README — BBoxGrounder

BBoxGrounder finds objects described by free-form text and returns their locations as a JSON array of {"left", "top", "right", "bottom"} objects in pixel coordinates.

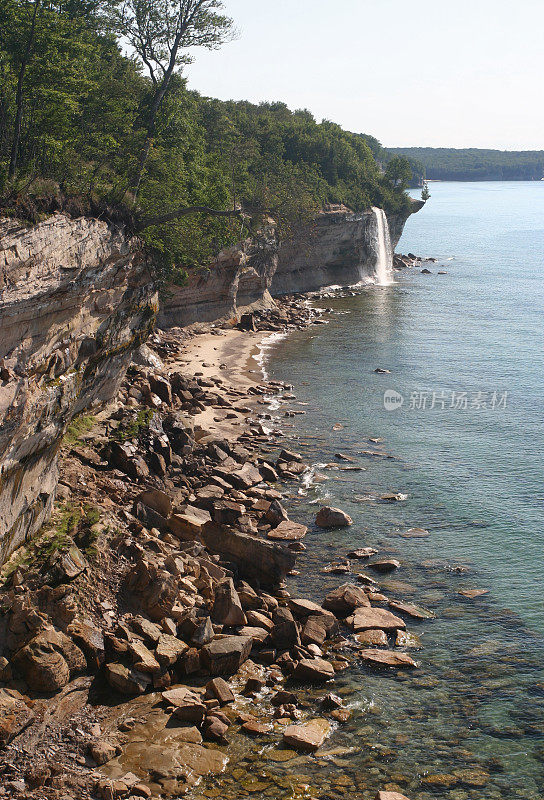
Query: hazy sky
[{"left": 186, "top": 0, "right": 544, "bottom": 150}]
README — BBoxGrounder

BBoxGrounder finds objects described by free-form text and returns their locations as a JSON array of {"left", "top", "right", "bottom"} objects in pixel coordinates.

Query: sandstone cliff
[
  {"left": 272, "top": 199, "right": 423, "bottom": 295},
  {"left": 0, "top": 214, "right": 157, "bottom": 563},
  {"left": 159, "top": 219, "right": 278, "bottom": 328}
]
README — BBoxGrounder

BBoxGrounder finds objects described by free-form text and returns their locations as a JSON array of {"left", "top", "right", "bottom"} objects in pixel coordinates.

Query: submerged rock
[
  {"left": 315, "top": 506, "right": 353, "bottom": 528},
  {"left": 282, "top": 717, "right": 331, "bottom": 752},
  {"left": 358, "top": 649, "right": 417, "bottom": 668}
]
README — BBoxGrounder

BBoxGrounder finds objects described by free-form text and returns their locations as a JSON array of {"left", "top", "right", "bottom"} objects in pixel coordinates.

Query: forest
[
  {"left": 389, "top": 147, "right": 544, "bottom": 182},
  {"left": 0, "top": 0, "right": 412, "bottom": 274}
]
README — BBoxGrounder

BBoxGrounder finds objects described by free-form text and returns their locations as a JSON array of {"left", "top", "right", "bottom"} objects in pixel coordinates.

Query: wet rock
[
  {"left": 301, "top": 614, "right": 339, "bottom": 646},
  {"left": 106, "top": 663, "right": 151, "bottom": 694},
  {"left": 201, "top": 635, "right": 252, "bottom": 675},
  {"left": 89, "top": 740, "right": 119, "bottom": 765},
  {"left": 459, "top": 588, "right": 489, "bottom": 599},
  {"left": 205, "top": 677, "right": 235, "bottom": 705},
  {"left": 172, "top": 699, "right": 207, "bottom": 724},
  {"left": 211, "top": 578, "right": 246, "bottom": 626},
  {"left": 0, "top": 689, "right": 34, "bottom": 747},
  {"left": 283, "top": 717, "right": 331, "bottom": 752},
  {"left": 323, "top": 583, "right": 370, "bottom": 615},
  {"left": 267, "top": 520, "right": 308, "bottom": 540},
  {"left": 348, "top": 547, "right": 378, "bottom": 559},
  {"left": 370, "top": 559, "right": 401, "bottom": 573},
  {"left": 292, "top": 657, "right": 335, "bottom": 682},
  {"left": 315, "top": 506, "right": 353, "bottom": 528},
  {"left": 358, "top": 649, "right": 417, "bottom": 668},
  {"left": 322, "top": 692, "right": 343, "bottom": 710},
  {"left": 388, "top": 600, "right": 434, "bottom": 619},
  {"left": 242, "top": 720, "right": 272, "bottom": 735},
  {"left": 349, "top": 607, "right": 406, "bottom": 632},
  {"left": 375, "top": 793, "right": 412, "bottom": 800},
  {"left": 203, "top": 715, "right": 229, "bottom": 742},
  {"left": 356, "top": 630, "right": 388, "bottom": 646}
]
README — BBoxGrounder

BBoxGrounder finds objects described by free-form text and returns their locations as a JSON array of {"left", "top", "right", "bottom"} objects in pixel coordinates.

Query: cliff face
[
  {"left": 0, "top": 214, "right": 157, "bottom": 563},
  {"left": 272, "top": 200, "right": 423, "bottom": 296},
  {"left": 159, "top": 220, "right": 278, "bottom": 328}
]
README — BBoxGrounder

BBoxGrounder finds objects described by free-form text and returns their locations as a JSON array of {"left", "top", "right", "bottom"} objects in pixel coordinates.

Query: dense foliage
[
  {"left": 0, "top": 0, "right": 411, "bottom": 272},
  {"left": 389, "top": 147, "right": 544, "bottom": 182}
]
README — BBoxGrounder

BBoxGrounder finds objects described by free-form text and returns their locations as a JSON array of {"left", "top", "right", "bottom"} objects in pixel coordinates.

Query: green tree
[
  {"left": 384, "top": 155, "right": 412, "bottom": 190},
  {"left": 113, "top": 0, "right": 233, "bottom": 196},
  {"left": 421, "top": 181, "right": 430, "bottom": 201}
]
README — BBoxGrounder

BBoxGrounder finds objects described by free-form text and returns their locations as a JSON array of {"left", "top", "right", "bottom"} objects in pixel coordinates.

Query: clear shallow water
[{"left": 257, "top": 182, "right": 544, "bottom": 798}]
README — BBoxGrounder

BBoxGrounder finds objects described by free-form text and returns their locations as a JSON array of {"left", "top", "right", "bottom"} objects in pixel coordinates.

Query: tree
[
  {"left": 384, "top": 155, "right": 412, "bottom": 191},
  {"left": 421, "top": 181, "right": 430, "bottom": 201},
  {"left": 113, "top": 0, "right": 233, "bottom": 196}
]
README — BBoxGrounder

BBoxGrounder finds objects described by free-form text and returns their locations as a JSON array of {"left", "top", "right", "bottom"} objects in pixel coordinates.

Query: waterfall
[{"left": 371, "top": 206, "right": 394, "bottom": 285}]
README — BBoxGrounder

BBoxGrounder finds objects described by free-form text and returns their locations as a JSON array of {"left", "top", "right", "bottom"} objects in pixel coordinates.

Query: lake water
[{"left": 257, "top": 182, "right": 544, "bottom": 799}]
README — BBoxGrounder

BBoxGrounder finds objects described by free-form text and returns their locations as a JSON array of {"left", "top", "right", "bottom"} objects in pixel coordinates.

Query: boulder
[
  {"left": 106, "top": 663, "right": 151, "bottom": 695},
  {"left": 89, "top": 740, "right": 118, "bottom": 766},
  {"left": 211, "top": 579, "right": 246, "bottom": 626},
  {"left": 0, "top": 689, "right": 34, "bottom": 747},
  {"left": 205, "top": 677, "right": 235, "bottom": 705},
  {"left": 271, "top": 607, "right": 300, "bottom": 649},
  {"left": 375, "top": 793, "right": 411, "bottom": 800},
  {"left": 128, "top": 640, "right": 161, "bottom": 674},
  {"left": 388, "top": 600, "right": 434, "bottom": 619},
  {"left": 292, "top": 658, "right": 335, "bottom": 682},
  {"left": 323, "top": 583, "right": 370, "bottom": 615},
  {"left": 358, "top": 649, "right": 417, "bottom": 668},
  {"left": 265, "top": 500, "right": 288, "bottom": 526},
  {"left": 283, "top": 718, "right": 330, "bottom": 752},
  {"left": 201, "top": 636, "right": 252, "bottom": 675},
  {"left": 202, "top": 522, "right": 296, "bottom": 584},
  {"left": 355, "top": 630, "right": 388, "bottom": 646},
  {"left": 155, "top": 634, "right": 188, "bottom": 668},
  {"left": 169, "top": 506, "right": 211, "bottom": 541},
  {"left": 315, "top": 507, "right": 352, "bottom": 528},
  {"left": 268, "top": 520, "right": 307, "bottom": 541},
  {"left": 67, "top": 620, "right": 105, "bottom": 671},
  {"left": 11, "top": 629, "right": 85, "bottom": 692},
  {"left": 301, "top": 615, "right": 338, "bottom": 646},
  {"left": 349, "top": 607, "right": 406, "bottom": 632},
  {"left": 369, "top": 559, "right": 401, "bottom": 573},
  {"left": 288, "top": 598, "right": 331, "bottom": 618},
  {"left": 136, "top": 489, "right": 172, "bottom": 519}
]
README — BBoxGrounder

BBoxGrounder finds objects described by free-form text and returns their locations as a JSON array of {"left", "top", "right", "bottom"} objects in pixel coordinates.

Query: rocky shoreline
[{"left": 0, "top": 282, "right": 435, "bottom": 800}]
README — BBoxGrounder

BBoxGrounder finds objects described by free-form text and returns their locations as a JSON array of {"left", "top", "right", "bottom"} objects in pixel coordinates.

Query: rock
[
  {"left": 201, "top": 636, "right": 252, "bottom": 675},
  {"left": 388, "top": 600, "right": 434, "bottom": 619},
  {"left": 106, "top": 663, "right": 151, "bottom": 694},
  {"left": 53, "top": 545, "right": 87, "bottom": 580},
  {"left": 203, "top": 716, "right": 229, "bottom": 741},
  {"left": 161, "top": 686, "right": 196, "bottom": 706},
  {"left": 358, "top": 649, "right": 417, "bottom": 668},
  {"left": 128, "top": 640, "right": 161, "bottom": 674},
  {"left": 292, "top": 658, "right": 335, "bottom": 682},
  {"left": 211, "top": 578, "right": 246, "bottom": 626},
  {"left": 155, "top": 634, "right": 188, "bottom": 668},
  {"left": 323, "top": 583, "right": 370, "bottom": 615},
  {"left": 348, "top": 547, "right": 378, "bottom": 559},
  {"left": 369, "top": 559, "right": 401, "bottom": 573},
  {"left": 190, "top": 617, "right": 214, "bottom": 647},
  {"left": 0, "top": 689, "right": 34, "bottom": 747},
  {"left": 172, "top": 699, "right": 206, "bottom": 724},
  {"left": 90, "top": 740, "right": 118, "bottom": 765},
  {"left": 322, "top": 693, "right": 343, "bottom": 710},
  {"left": 349, "top": 607, "right": 406, "bottom": 632},
  {"left": 267, "top": 520, "right": 307, "bottom": 540},
  {"left": 288, "top": 598, "right": 332, "bottom": 618},
  {"left": 459, "top": 588, "right": 490, "bottom": 599},
  {"left": 356, "top": 630, "right": 388, "bottom": 646},
  {"left": 283, "top": 718, "right": 331, "bottom": 752},
  {"left": 205, "top": 677, "right": 235, "bottom": 705},
  {"left": 202, "top": 522, "right": 296, "bottom": 584},
  {"left": 136, "top": 489, "right": 172, "bottom": 519},
  {"left": 301, "top": 615, "right": 338, "bottom": 646},
  {"left": 375, "top": 793, "right": 412, "bottom": 800},
  {"left": 315, "top": 506, "right": 353, "bottom": 528},
  {"left": 245, "top": 610, "right": 274, "bottom": 631},
  {"left": 242, "top": 720, "right": 272, "bottom": 735},
  {"left": 168, "top": 506, "right": 211, "bottom": 541},
  {"left": 11, "top": 628, "right": 86, "bottom": 692},
  {"left": 68, "top": 620, "right": 105, "bottom": 671},
  {"left": 395, "top": 630, "right": 422, "bottom": 648},
  {"left": 271, "top": 607, "right": 300, "bottom": 649},
  {"left": 265, "top": 499, "right": 288, "bottom": 526}
]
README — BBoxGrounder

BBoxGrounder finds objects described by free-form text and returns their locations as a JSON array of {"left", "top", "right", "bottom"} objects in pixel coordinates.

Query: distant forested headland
[{"left": 388, "top": 148, "right": 544, "bottom": 182}]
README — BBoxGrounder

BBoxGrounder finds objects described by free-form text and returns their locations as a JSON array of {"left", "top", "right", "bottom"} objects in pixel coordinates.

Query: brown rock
[
  {"left": 0, "top": 689, "right": 34, "bottom": 747},
  {"left": 205, "top": 677, "right": 235, "bottom": 705},
  {"left": 301, "top": 614, "right": 338, "bottom": 646},
  {"left": 388, "top": 600, "right": 434, "bottom": 619},
  {"left": 369, "top": 559, "right": 401, "bottom": 573},
  {"left": 90, "top": 740, "right": 118, "bottom": 765},
  {"left": 128, "top": 640, "right": 160, "bottom": 674},
  {"left": 375, "top": 793, "right": 412, "bottom": 800},
  {"left": 203, "top": 716, "right": 229, "bottom": 742},
  {"left": 271, "top": 607, "right": 300, "bottom": 649},
  {"left": 358, "top": 649, "right": 417, "bottom": 668},
  {"left": 288, "top": 598, "right": 332, "bottom": 618},
  {"left": 201, "top": 636, "right": 252, "bottom": 675},
  {"left": 292, "top": 658, "right": 335, "bottom": 682},
  {"left": 106, "top": 663, "right": 151, "bottom": 694},
  {"left": 267, "top": 520, "right": 308, "bottom": 540},
  {"left": 242, "top": 720, "right": 272, "bottom": 735},
  {"left": 323, "top": 583, "right": 370, "bottom": 615},
  {"left": 168, "top": 506, "right": 211, "bottom": 541},
  {"left": 283, "top": 718, "right": 331, "bottom": 752},
  {"left": 11, "top": 629, "right": 85, "bottom": 692},
  {"left": 315, "top": 506, "right": 352, "bottom": 528},
  {"left": 355, "top": 630, "right": 388, "bottom": 646},
  {"left": 350, "top": 607, "right": 406, "bottom": 632},
  {"left": 211, "top": 578, "right": 246, "bottom": 626},
  {"left": 155, "top": 634, "right": 188, "bottom": 668}
]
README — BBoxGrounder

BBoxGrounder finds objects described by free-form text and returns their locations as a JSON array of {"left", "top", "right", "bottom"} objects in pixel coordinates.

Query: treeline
[
  {"left": 0, "top": 0, "right": 411, "bottom": 274},
  {"left": 389, "top": 147, "right": 544, "bottom": 182}
]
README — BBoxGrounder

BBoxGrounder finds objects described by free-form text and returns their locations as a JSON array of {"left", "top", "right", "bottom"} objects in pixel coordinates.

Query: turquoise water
[{"left": 260, "top": 182, "right": 544, "bottom": 798}]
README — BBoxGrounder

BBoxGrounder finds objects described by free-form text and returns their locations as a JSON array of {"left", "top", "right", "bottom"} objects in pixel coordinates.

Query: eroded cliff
[{"left": 0, "top": 214, "right": 157, "bottom": 563}]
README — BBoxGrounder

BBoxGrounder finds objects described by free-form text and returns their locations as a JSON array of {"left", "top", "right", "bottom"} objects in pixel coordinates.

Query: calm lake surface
[{"left": 257, "top": 182, "right": 544, "bottom": 798}]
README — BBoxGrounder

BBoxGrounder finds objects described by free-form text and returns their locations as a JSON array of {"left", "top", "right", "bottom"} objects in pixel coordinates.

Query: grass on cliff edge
[{"left": 63, "top": 414, "right": 96, "bottom": 447}]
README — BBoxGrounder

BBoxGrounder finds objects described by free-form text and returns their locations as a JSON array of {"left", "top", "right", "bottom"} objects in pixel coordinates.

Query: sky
[{"left": 186, "top": 0, "right": 544, "bottom": 150}]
